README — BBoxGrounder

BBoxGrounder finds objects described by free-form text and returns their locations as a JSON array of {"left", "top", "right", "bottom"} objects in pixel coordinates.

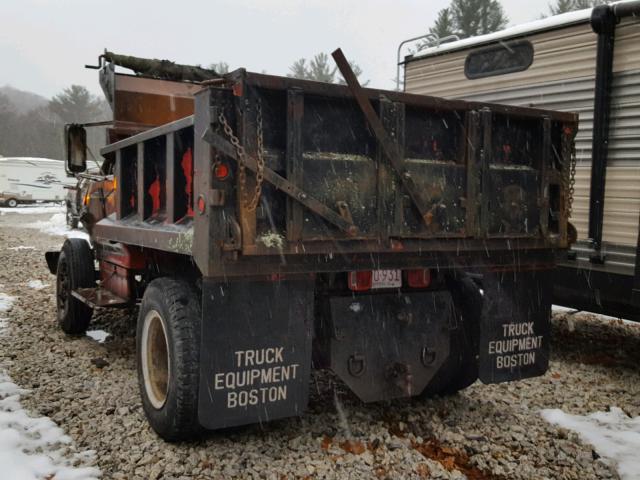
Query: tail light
[
  {"left": 348, "top": 271, "right": 372, "bottom": 292},
  {"left": 407, "top": 269, "right": 431, "bottom": 288},
  {"left": 214, "top": 162, "right": 230, "bottom": 180},
  {"left": 267, "top": 273, "right": 285, "bottom": 282}
]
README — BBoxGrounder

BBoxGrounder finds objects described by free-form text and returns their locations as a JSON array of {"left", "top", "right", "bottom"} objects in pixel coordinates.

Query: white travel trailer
[
  {"left": 0, "top": 157, "right": 73, "bottom": 207},
  {"left": 400, "top": 2, "right": 640, "bottom": 319}
]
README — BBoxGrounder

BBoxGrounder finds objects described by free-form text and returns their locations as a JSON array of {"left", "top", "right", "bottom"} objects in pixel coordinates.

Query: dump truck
[{"left": 46, "top": 49, "right": 577, "bottom": 441}]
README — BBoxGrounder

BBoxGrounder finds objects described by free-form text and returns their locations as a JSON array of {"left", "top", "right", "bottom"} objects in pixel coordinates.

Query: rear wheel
[
  {"left": 56, "top": 238, "right": 94, "bottom": 334},
  {"left": 137, "top": 277, "right": 202, "bottom": 441},
  {"left": 6, "top": 198, "right": 18, "bottom": 208}
]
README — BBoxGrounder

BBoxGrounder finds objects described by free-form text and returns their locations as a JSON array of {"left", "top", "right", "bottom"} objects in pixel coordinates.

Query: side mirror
[{"left": 66, "top": 124, "right": 87, "bottom": 173}]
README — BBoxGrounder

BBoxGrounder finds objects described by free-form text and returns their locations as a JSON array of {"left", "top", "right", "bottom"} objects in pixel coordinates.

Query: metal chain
[
  {"left": 253, "top": 102, "right": 266, "bottom": 211},
  {"left": 567, "top": 140, "right": 577, "bottom": 218},
  {"left": 217, "top": 100, "right": 265, "bottom": 211},
  {"left": 561, "top": 132, "right": 577, "bottom": 219}
]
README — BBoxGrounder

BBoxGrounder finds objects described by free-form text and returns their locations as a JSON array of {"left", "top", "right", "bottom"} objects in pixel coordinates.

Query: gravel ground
[{"left": 1, "top": 210, "right": 638, "bottom": 479}]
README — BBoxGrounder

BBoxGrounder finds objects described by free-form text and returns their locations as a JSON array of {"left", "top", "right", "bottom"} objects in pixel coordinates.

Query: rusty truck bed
[{"left": 94, "top": 59, "right": 577, "bottom": 278}]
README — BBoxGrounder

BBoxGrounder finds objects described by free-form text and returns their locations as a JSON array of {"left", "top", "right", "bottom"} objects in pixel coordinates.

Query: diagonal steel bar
[
  {"left": 202, "top": 128, "right": 358, "bottom": 236},
  {"left": 332, "top": 48, "right": 431, "bottom": 226}
]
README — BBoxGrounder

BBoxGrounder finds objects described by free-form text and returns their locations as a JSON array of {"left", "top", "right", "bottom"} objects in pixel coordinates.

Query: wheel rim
[
  {"left": 56, "top": 257, "right": 70, "bottom": 318},
  {"left": 141, "top": 310, "right": 170, "bottom": 409}
]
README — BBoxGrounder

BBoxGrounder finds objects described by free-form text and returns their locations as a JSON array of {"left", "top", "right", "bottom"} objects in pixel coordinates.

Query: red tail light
[
  {"left": 407, "top": 269, "right": 431, "bottom": 288},
  {"left": 348, "top": 271, "right": 372, "bottom": 292},
  {"left": 214, "top": 162, "right": 230, "bottom": 180}
]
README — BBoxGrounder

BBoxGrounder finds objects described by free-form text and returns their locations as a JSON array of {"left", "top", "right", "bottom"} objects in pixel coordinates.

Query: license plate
[{"left": 371, "top": 269, "right": 402, "bottom": 289}]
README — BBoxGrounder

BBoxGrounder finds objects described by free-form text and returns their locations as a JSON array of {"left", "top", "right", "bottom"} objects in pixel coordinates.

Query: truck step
[{"left": 71, "top": 287, "right": 129, "bottom": 309}]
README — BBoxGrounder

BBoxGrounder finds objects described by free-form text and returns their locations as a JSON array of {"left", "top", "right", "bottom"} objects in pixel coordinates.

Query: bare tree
[{"left": 209, "top": 62, "right": 230, "bottom": 75}]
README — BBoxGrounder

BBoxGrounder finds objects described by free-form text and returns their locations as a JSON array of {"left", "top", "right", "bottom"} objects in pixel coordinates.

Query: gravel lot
[{"left": 1, "top": 209, "right": 638, "bottom": 479}]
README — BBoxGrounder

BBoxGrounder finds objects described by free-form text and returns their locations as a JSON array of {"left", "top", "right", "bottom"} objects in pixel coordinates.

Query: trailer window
[{"left": 464, "top": 40, "right": 533, "bottom": 79}]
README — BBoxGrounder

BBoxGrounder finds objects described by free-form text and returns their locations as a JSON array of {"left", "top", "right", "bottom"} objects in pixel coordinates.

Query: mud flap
[
  {"left": 198, "top": 278, "right": 314, "bottom": 430},
  {"left": 326, "top": 291, "right": 452, "bottom": 402},
  {"left": 478, "top": 270, "right": 552, "bottom": 384}
]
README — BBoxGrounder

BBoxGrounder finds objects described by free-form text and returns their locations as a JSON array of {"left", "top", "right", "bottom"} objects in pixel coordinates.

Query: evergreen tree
[
  {"left": 427, "top": 0, "right": 508, "bottom": 41},
  {"left": 288, "top": 53, "right": 369, "bottom": 86},
  {"left": 573, "top": 0, "right": 604, "bottom": 9},
  {"left": 429, "top": 8, "right": 456, "bottom": 38},
  {"left": 49, "top": 85, "right": 105, "bottom": 124},
  {"left": 547, "top": 0, "right": 604, "bottom": 15},
  {"left": 307, "top": 53, "right": 335, "bottom": 83},
  {"left": 549, "top": 0, "right": 576, "bottom": 14},
  {"left": 288, "top": 59, "right": 309, "bottom": 80},
  {"left": 451, "top": 0, "right": 508, "bottom": 38}
]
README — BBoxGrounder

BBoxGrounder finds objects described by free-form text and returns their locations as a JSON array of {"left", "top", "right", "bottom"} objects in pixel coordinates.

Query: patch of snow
[
  {"left": 349, "top": 302, "right": 363, "bottom": 313},
  {"left": 27, "top": 280, "right": 48, "bottom": 290},
  {"left": 541, "top": 408, "right": 640, "bottom": 480},
  {"left": 0, "top": 289, "right": 100, "bottom": 479},
  {"left": 552, "top": 304, "right": 578, "bottom": 314},
  {"left": 552, "top": 305, "right": 638, "bottom": 327},
  {"left": 27, "top": 213, "right": 89, "bottom": 241},
  {"left": 0, "top": 204, "right": 65, "bottom": 215},
  {"left": 0, "top": 373, "right": 101, "bottom": 480},
  {"left": 86, "top": 330, "right": 109, "bottom": 343},
  {"left": 7, "top": 246, "right": 36, "bottom": 251},
  {"left": 0, "top": 293, "right": 14, "bottom": 313},
  {"left": 415, "top": 8, "right": 593, "bottom": 58},
  {"left": 259, "top": 232, "right": 285, "bottom": 249}
]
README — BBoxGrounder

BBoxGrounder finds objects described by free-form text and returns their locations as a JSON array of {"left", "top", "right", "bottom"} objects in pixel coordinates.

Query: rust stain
[
  {"left": 579, "top": 353, "right": 620, "bottom": 368},
  {"left": 412, "top": 439, "right": 504, "bottom": 480},
  {"left": 339, "top": 440, "right": 366, "bottom": 455},
  {"left": 415, "top": 462, "right": 431, "bottom": 478}
]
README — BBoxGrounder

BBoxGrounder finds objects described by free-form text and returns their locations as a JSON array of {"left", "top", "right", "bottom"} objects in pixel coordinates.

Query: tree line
[
  {"left": 429, "top": 0, "right": 604, "bottom": 40},
  {"left": 0, "top": 85, "right": 109, "bottom": 159}
]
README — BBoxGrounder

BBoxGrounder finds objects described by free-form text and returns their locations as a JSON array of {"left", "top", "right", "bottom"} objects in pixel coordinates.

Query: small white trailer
[{"left": 0, "top": 157, "right": 74, "bottom": 207}]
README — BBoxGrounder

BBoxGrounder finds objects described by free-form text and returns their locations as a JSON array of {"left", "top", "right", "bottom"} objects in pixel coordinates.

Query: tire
[
  {"left": 56, "top": 238, "right": 95, "bottom": 334},
  {"left": 420, "top": 276, "right": 482, "bottom": 397},
  {"left": 137, "top": 277, "right": 202, "bottom": 441},
  {"left": 6, "top": 198, "right": 18, "bottom": 208}
]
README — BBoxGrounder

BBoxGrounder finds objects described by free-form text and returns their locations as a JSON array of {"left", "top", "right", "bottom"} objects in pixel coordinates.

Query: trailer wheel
[
  {"left": 420, "top": 276, "right": 481, "bottom": 397},
  {"left": 137, "top": 278, "right": 201, "bottom": 441},
  {"left": 6, "top": 198, "right": 18, "bottom": 208},
  {"left": 56, "top": 238, "right": 95, "bottom": 334}
]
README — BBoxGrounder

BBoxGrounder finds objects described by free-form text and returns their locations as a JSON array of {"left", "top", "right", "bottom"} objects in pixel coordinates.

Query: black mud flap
[
  {"left": 478, "top": 270, "right": 552, "bottom": 384},
  {"left": 326, "top": 291, "right": 452, "bottom": 402},
  {"left": 45, "top": 251, "right": 60, "bottom": 274},
  {"left": 198, "top": 278, "right": 314, "bottom": 430}
]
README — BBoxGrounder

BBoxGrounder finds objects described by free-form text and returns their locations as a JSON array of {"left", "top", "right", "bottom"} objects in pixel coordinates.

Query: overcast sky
[{"left": 0, "top": 0, "right": 553, "bottom": 99}]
